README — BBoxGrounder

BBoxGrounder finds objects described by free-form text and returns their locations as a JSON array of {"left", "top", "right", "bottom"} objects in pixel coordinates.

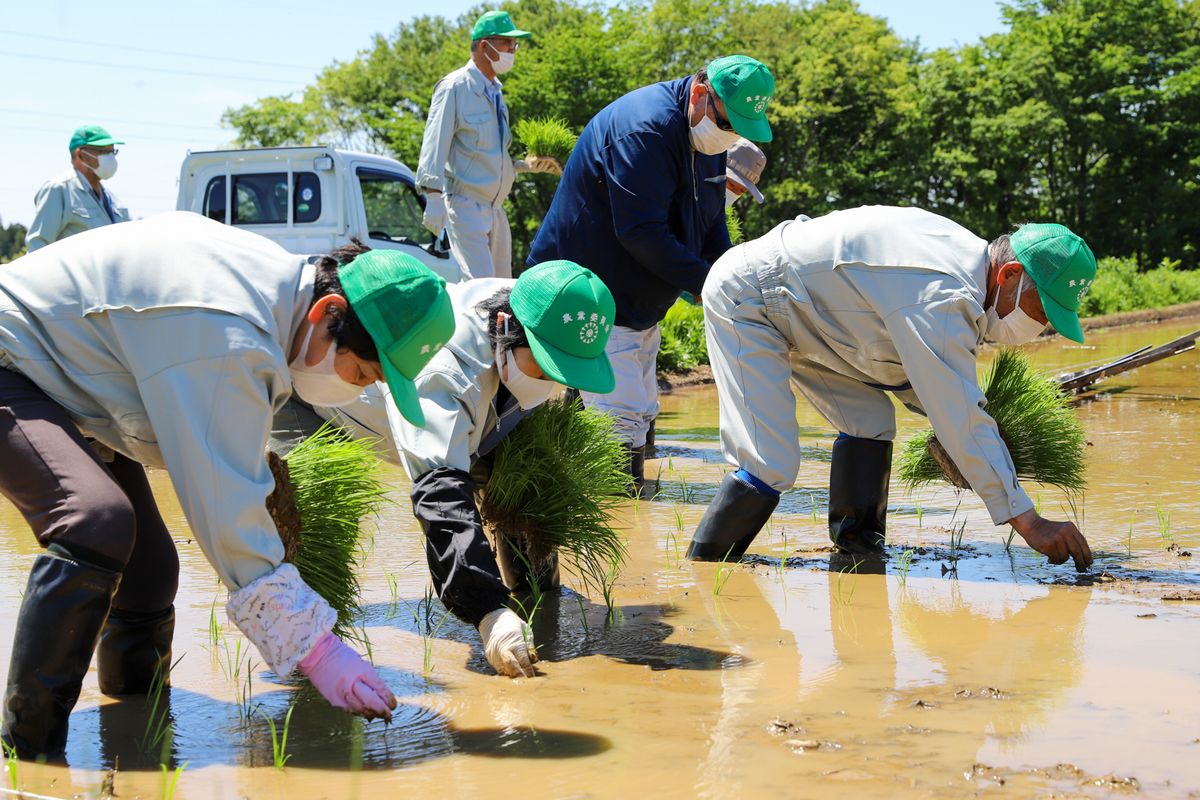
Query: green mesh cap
[
  {"left": 471, "top": 10, "right": 532, "bottom": 40},
  {"left": 510, "top": 261, "right": 616, "bottom": 393},
  {"left": 1010, "top": 223, "right": 1098, "bottom": 344},
  {"left": 707, "top": 55, "right": 775, "bottom": 142},
  {"left": 339, "top": 251, "right": 456, "bottom": 426},
  {"left": 69, "top": 124, "right": 124, "bottom": 153}
]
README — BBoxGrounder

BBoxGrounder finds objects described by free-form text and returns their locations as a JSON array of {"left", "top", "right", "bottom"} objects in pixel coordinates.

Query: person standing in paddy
[
  {"left": 0, "top": 212, "right": 455, "bottom": 760},
  {"left": 28, "top": 125, "right": 130, "bottom": 252},
  {"left": 417, "top": 10, "right": 561, "bottom": 280},
  {"left": 684, "top": 206, "right": 1097, "bottom": 571}
]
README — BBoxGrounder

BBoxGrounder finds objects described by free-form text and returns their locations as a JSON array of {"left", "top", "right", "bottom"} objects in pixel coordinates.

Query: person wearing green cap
[
  {"left": 416, "top": 10, "right": 559, "bottom": 281},
  {"left": 27, "top": 125, "right": 130, "bottom": 252},
  {"left": 528, "top": 55, "right": 774, "bottom": 493},
  {"left": 294, "top": 261, "right": 615, "bottom": 677},
  {"left": 0, "top": 211, "right": 455, "bottom": 759},
  {"left": 684, "top": 205, "right": 1097, "bottom": 573}
]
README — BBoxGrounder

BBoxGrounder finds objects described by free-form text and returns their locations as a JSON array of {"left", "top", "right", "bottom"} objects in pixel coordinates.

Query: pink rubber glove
[{"left": 299, "top": 632, "right": 397, "bottom": 720}]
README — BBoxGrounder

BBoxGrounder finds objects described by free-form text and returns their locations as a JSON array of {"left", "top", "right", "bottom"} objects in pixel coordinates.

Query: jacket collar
[{"left": 465, "top": 59, "right": 502, "bottom": 97}]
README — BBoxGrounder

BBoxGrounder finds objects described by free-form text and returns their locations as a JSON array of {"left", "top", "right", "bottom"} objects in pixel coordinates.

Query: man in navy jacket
[{"left": 528, "top": 55, "right": 774, "bottom": 492}]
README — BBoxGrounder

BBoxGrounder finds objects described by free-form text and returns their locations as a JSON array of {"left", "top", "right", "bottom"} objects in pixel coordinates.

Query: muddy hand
[
  {"left": 1010, "top": 509, "right": 1094, "bottom": 572},
  {"left": 299, "top": 632, "right": 398, "bottom": 720},
  {"left": 478, "top": 607, "right": 538, "bottom": 678}
]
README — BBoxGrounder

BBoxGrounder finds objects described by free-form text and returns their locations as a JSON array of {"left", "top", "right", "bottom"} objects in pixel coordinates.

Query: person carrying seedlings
[
  {"left": 0, "top": 211, "right": 455, "bottom": 760},
  {"left": 527, "top": 55, "right": 774, "bottom": 495},
  {"left": 417, "top": 10, "right": 561, "bottom": 281},
  {"left": 684, "top": 205, "right": 1097, "bottom": 571},
  {"left": 312, "top": 261, "right": 616, "bottom": 677}
]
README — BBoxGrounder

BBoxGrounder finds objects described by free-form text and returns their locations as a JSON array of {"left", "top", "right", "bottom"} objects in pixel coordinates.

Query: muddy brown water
[{"left": 1, "top": 321, "right": 1198, "bottom": 798}]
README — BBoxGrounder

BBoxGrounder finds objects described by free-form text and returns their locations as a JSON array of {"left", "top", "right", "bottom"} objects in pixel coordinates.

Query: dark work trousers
[{"left": 0, "top": 368, "right": 179, "bottom": 614}]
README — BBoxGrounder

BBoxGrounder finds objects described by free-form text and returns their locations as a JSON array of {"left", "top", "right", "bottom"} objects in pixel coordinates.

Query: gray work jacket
[
  {"left": 0, "top": 211, "right": 312, "bottom": 589},
  {"left": 749, "top": 205, "right": 1033, "bottom": 523},
  {"left": 318, "top": 278, "right": 515, "bottom": 476},
  {"left": 27, "top": 170, "right": 130, "bottom": 252},
  {"left": 416, "top": 61, "right": 517, "bottom": 207}
]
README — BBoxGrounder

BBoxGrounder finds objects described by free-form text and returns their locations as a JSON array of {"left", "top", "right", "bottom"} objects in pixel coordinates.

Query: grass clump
[
  {"left": 1078, "top": 256, "right": 1200, "bottom": 317},
  {"left": 513, "top": 116, "right": 577, "bottom": 163},
  {"left": 657, "top": 299, "right": 708, "bottom": 373},
  {"left": 267, "top": 423, "right": 389, "bottom": 637},
  {"left": 899, "top": 349, "right": 1087, "bottom": 493},
  {"left": 480, "top": 397, "right": 628, "bottom": 589}
]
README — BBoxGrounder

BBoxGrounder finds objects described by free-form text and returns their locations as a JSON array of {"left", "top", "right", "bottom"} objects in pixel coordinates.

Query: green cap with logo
[
  {"left": 1010, "top": 223, "right": 1097, "bottom": 344},
  {"left": 472, "top": 10, "right": 532, "bottom": 40},
  {"left": 339, "top": 251, "right": 456, "bottom": 426},
  {"left": 69, "top": 124, "right": 124, "bottom": 153},
  {"left": 707, "top": 55, "right": 775, "bottom": 143},
  {"left": 510, "top": 261, "right": 616, "bottom": 393}
]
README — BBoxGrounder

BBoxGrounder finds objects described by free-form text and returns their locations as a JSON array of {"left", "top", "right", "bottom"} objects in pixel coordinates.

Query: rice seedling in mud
[
  {"left": 266, "top": 424, "right": 390, "bottom": 637},
  {"left": 409, "top": 588, "right": 449, "bottom": 674},
  {"left": 261, "top": 704, "right": 296, "bottom": 770},
  {"left": 914, "top": 499, "right": 924, "bottom": 528},
  {"left": 712, "top": 546, "right": 739, "bottom": 597},
  {"left": 834, "top": 561, "right": 862, "bottom": 606},
  {"left": 480, "top": 398, "right": 629, "bottom": 593},
  {"left": 1156, "top": 503, "right": 1174, "bottom": 546},
  {"left": 948, "top": 522, "right": 967, "bottom": 570},
  {"left": 1127, "top": 511, "right": 1136, "bottom": 556},
  {"left": 899, "top": 349, "right": 1087, "bottom": 493},
  {"left": 512, "top": 116, "right": 577, "bottom": 164},
  {"left": 159, "top": 760, "right": 187, "bottom": 800},
  {"left": 2, "top": 738, "right": 19, "bottom": 791},
  {"left": 141, "top": 654, "right": 184, "bottom": 754},
  {"left": 600, "top": 550, "right": 622, "bottom": 625},
  {"left": 896, "top": 548, "right": 916, "bottom": 588},
  {"left": 576, "top": 595, "right": 590, "bottom": 634}
]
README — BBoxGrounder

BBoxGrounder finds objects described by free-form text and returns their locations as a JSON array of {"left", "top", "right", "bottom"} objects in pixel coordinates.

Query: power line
[
  {"left": 9, "top": 124, "right": 230, "bottom": 145},
  {"left": 0, "top": 108, "right": 227, "bottom": 133},
  {"left": 0, "top": 50, "right": 307, "bottom": 87},
  {"left": 0, "top": 29, "right": 317, "bottom": 71}
]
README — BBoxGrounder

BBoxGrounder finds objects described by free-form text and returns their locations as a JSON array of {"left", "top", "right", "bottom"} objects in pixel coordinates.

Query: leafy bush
[
  {"left": 1078, "top": 256, "right": 1200, "bottom": 317},
  {"left": 657, "top": 299, "right": 707, "bottom": 373},
  {"left": 512, "top": 116, "right": 578, "bottom": 163}
]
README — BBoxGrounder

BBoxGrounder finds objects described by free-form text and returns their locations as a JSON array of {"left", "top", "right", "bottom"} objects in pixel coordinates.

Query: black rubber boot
[
  {"left": 623, "top": 444, "right": 652, "bottom": 499},
  {"left": 2, "top": 551, "right": 120, "bottom": 760},
  {"left": 828, "top": 435, "right": 893, "bottom": 556},
  {"left": 644, "top": 418, "right": 657, "bottom": 459},
  {"left": 685, "top": 473, "right": 779, "bottom": 561},
  {"left": 97, "top": 605, "right": 175, "bottom": 696}
]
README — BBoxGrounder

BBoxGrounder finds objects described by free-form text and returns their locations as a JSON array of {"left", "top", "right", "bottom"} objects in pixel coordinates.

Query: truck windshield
[
  {"left": 204, "top": 172, "right": 321, "bottom": 225},
  {"left": 357, "top": 168, "right": 426, "bottom": 244}
]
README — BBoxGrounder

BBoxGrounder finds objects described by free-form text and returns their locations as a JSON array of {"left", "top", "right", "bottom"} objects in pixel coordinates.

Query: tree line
[{"left": 223, "top": 0, "right": 1200, "bottom": 270}]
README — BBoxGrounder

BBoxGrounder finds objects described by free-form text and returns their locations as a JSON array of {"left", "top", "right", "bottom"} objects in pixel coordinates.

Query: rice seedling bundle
[
  {"left": 512, "top": 116, "right": 578, "bottom": 164},
  {"left": 479, "top": 397, "right": 628, "bottom": 589},
  {"left": 898, "top": 349, "right": 1087, "bottom": 493},
  {"left": 265, "top": 424, "right": 388, "bottom": 636}
]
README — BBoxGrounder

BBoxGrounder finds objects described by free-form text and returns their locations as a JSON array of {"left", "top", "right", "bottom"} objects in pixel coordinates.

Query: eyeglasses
[
  {"left": 707, "top": 90, "right": 735, "bottom": 132},
  {"left": 485, "top": 38, "right": 520, "bottom": 53},
  {"left": 82, "top": 147, "right": 119, "bottom": 156}
]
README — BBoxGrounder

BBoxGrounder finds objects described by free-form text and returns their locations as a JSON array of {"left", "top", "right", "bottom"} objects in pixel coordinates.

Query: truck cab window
[
  {"left": 203, "top": 172, "right": 321, "bottom": 225},
  {"left": 357, "top": 168, "right": 425, "bottom": 244}
]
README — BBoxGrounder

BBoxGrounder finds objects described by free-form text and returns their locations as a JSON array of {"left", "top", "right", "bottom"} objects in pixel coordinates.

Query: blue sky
[{"left": 0, "top": 0, "right": 1004, "bottom": 228}]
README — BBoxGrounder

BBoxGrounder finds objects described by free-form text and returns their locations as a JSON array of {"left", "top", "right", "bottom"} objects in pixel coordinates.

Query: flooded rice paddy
[{"left": 1, "top": 320, "right": 1198, "bottom": 798}]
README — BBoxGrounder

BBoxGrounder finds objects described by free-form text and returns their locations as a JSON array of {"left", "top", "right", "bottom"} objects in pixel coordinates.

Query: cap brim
[
  {"left": 524, "top": 328, "right": 615, "bottom": 394},
  {"left": 724, "top": 108, "right": 772, "bottom": 143},
  {"left": 88, "top": 137, "right": 124, "bottom": 146},
  {"left": 381, "top": 358, "right": 426, "bottom": 427},
  {"left": 495, "top": 27, "right": 532, "bottom": 38},
  {"left": 728, "top": 172, "right": 764, "bottom": 203},
  {"left": 1036, "top": 285, "right": 1085, "bottom": 343}
]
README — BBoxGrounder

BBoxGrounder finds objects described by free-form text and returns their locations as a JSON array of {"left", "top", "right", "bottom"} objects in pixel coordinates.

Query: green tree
[{"left": 0, "top": 219, "right": 26, "bottom": 264}]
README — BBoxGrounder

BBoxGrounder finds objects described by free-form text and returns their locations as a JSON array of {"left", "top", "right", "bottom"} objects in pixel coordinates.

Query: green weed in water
[{"left": 261, "top": 703, "right": 295, "bottom": 770}]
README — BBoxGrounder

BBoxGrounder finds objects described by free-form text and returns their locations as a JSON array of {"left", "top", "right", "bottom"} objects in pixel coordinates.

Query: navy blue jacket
[{"left": 527, "top": 77, "right": 732, "bottom": 330}]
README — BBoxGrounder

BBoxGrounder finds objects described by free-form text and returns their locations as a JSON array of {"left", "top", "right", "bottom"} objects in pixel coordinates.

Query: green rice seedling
[
  {"left": 238, "top": 658, "right": 257, "bottom": 720},
  {"left": 834, "top": 561, "right": 862, "bottom": 606},
  {"left": 481, "top": 398, "right": 628, "bottom": 593},
  {"left": 899, "top": 349, "right": 1087, "bottom": 493},
  {"left": 914, "top": 499, "right": 924, "bottom": 528},
  {"left": 409, "top": 588, "right": 449, "bottom": 674},
  {"left": 268, "top": 424, "right": 390, "bottom": 637},
  {"left": 2, "top": 738, "right": 19, "bottom": 791},
  {"left": 159, "top": 760, "right": 187, "bottom": 800},
  {"left": 261, "top": 704, "right": 295, "bottom": 770},
  {"left": 352, "top": 624, "right": 374, "bottom": 666},
  {"left": 575, "top": 595, "right": 589, "bottom": 634},
  {"left": 507, "top": 547, "right": 545, "bottom": 650},
  {"left": 949, "top": 521, "right": 966, "bottom": 567},
  {"left": 1155, "top": 503, "right": 1173, "bottom": 546},
  {"left": 809, "top": 492, "right": 819, "bottom": 524},
  {"left": 657, "top": 301, "right": 707, "bottom": 373},
  {"left": 712, "top": 545, "right": 738, "bottom": 596},
  {"left": 1004, "top": 527, "right": 1017, "bottom": 553},
  {"left": 725, "top": 206, "right": 744, "bottom": 245},
  {"left": 1127, "top": 511, "right": 1136, "bottom": 556},
  {"left": 141, "top": 654, "right": 183, "bottom": 753},
  {"left": 512, "top": 116, "right": 577, "bottom": 164},
  {"left": 600, "top": 551, "right": 622, "bottom": 625},
  {"left": 896, "top": 548, "right": 916, "bottom": 588},
  {"left": 386, "top": 572, "right": 400, "bottom": 615}
]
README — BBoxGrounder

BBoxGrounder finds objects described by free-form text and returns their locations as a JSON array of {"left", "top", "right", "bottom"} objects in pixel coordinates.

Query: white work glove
[
  {"left": 513, "top": 156, "right": 563, "bottom": 176},
  {"left": 478, "top": 608, "right": 538, "bottom": 678},
  {"left": 422, "top": 191, "right": 446, "bottom": 235}
]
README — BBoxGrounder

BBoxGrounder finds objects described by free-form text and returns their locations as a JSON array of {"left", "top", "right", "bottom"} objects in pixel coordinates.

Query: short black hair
[
  {"left": 475, "top": 288, "right": 528, "bottom": 354},
  {"left": 312, "top": 240, "right": 379, "bottom": 361}
]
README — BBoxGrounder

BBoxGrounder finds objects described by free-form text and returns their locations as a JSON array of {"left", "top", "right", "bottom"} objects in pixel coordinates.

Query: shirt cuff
[{"left": 982, "top": 486, "right": 1035, "bottom": 526}]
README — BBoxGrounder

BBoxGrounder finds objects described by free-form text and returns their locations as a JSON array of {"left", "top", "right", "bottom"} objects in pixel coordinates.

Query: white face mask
[
  {"left": 496, "top": 346, "right": 558, "bottom": 409},
  {"left": 486, "top": 42, "right": 515, "bottom": 74},
  {"left": 689, "top": 94, "right": 741, "bottom": 156},
  {"left": 289, "top": 324, "right": 364, "bottom": 407},
  {"left": 91, "top": 153, "right": 118, "bottom": 180},
  {"left": 726, "top": 188, "right": 742, "bottom": 209},
  {"left": 984, "top": 272, "right": 1046, "bottom": 345}
]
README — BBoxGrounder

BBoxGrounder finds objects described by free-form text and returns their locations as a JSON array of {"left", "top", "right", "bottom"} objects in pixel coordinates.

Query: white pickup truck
[{"left": 176, "top": 146, "right": 462, "bottom": 282}]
